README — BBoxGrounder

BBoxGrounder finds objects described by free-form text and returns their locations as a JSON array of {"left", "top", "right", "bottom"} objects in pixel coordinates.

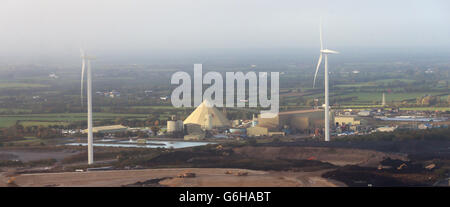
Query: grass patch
[
  {"left": 0, "top": 113, "right": 149, "bottom": 128},
  {"left": 0, "top": 82, "right": 49, "bottom": 89},
  {"left": 399, "top": 107, "right": 450, "bottom": 112},
  {"left": 336, "top": 92, "right": 445, "bottom": 104},
  {"left": 19, "top": 121, "right": 69, "bottom": 127}
]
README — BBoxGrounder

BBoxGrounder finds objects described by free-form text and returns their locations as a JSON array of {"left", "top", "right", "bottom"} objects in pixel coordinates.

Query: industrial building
[
  {"left": 180, "top": 102, "right": 331, "bottom": 138},
  {"left": 334, "top": 116, "right": 361, "bottom": 126},
  {"left": 184, "top": 124, "right": 206, "bottom": 140},
  {"left": 246, "top": 126, "right": 269, "bottom": 137},
  {"left": 376, "top": 126, "right": 397, "bottom": 132},
  {"left": 82, "top": 125, "right": 128, "bottom": 134},
  {"left": 256, "top": 109, "right": 325, "bottom": 134},
  {"left": 167, "top": 120, "right": 184, "bottom": 134}
]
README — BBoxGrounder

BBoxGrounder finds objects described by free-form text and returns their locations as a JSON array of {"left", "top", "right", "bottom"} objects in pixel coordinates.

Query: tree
[
  {"left": 421, "top": 95, "right": 437, "bottom": 106},
  {"left": 137, "top": 131, "right": 149, "bottom": 138},
  {"left": 150, "top": 126, "right": 160, "bottom": 136}
]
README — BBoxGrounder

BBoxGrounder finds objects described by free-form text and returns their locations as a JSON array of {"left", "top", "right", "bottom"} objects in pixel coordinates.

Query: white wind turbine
[
  {"left": 80, "top": 49, "right": 95, "bottom": 164},
  {"left": 312, "top": 22, "right": 339, "bottom": 142}
]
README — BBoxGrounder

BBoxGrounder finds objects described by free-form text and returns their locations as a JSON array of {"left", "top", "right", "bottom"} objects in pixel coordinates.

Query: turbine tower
[
  {"left": 80, "top": 49, "right": 95, "bottom": 164},
  {"left": 312, "top": 22, "right": 339, "bottom": 142}
]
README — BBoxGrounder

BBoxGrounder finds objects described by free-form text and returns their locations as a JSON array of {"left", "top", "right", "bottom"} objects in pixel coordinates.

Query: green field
[
  {"left": 300, "top": 91, "right": 446, "bottom": 104},
  {"left": 10, "top": 137, "right": 45, "bottom": 145},
  {"left": 399, "top": 107, "right": 450, "bottom": 112},
  {"left": 18, "top": 121, "right": 70, "bottom": 127},
  {"left": 0, "top": 108, "right": 33, "bottom": 113},
  {"left": 335, "top": 79, "right": 415, "bottom": 88},
  {"left": 374, "top": 78, "right": 415, "bottom": 84},
  {"left": 335, "top": 92, "right": 445, "bottom": 104},
  {"left": 0, "top": 82, "right": 49, "bottom": 89},
  {"left": 336, "top": 105, "right": 450, "bottom": 111},
  {"left": 0, "top": 113, "right": 149, "bottom": 128}
]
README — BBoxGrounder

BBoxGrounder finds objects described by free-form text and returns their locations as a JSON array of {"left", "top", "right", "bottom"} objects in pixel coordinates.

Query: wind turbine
[
  {"left": 312, "top": 22, "right": 339, "bottom": 142},
  {"left": 80, "top": 49, "right": 95, "bottom": 164}
]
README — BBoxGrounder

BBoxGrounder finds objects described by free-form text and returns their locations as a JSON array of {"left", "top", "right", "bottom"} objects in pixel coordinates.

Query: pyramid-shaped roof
[{"left": 183, "top": 100, "right": 231, "bottom": 128}]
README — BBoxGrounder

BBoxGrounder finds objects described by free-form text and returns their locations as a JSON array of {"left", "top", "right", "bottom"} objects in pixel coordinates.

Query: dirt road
[{"left": 11, "top": 168, "right": 344, "bottom": 187}]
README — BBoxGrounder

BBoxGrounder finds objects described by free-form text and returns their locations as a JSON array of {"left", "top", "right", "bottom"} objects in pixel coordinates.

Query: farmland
[
  {"left": 0, "top": 82, "right": 49, "bottom": 89},
  {"left": 0, "top": 113, "right": 149, "bottom": 128},
  {"left": 0, "top": 57, "right": 449, "bottom": 129}
]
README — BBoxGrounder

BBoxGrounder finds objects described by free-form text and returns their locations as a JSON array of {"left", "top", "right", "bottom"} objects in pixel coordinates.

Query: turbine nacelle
[
  {"left": 81, "top": 55, "right": 96, "bottom": 60},
  {"left": 80, "top": 48, "right": 96, "bottom": 60},
  {"left": 320, "top": 49, "right": 339, "bottom": 54}
]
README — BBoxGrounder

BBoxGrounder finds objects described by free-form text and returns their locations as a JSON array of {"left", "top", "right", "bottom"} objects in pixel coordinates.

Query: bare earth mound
[{"left": 233, "top": 146, "right": 407, "bottom": 167}]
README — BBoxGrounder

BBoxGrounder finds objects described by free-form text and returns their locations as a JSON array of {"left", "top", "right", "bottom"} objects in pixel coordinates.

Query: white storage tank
[{"left": 167, "top": 120, "right": 177, "bottom": 133}]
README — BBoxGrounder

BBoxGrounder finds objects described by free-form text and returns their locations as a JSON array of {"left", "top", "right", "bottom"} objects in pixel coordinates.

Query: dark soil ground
[
  {"left": 2, "top": 139, "right": 449, "bottom": 186},
  {"left": 261, "top": 140, "right": 450, "bottom": 160},
  {"left": 322, "top": 164, "right": 439, "bottom": 187},
  {"left": 122, "top": 177, "right": 170, "bottom": 187}
]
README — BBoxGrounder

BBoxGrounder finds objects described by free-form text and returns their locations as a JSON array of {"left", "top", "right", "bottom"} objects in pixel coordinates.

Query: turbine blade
[
  {"left": 80, "top": 49, "right": 85, "bottom": 108},
  {"left": 313, "top": 53, "right": 323, "bottom": 88}
]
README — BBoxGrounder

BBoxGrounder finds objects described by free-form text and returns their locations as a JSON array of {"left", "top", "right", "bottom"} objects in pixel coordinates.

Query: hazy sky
[{"left": 1, "top": 0, "right": 449, "bottom": 58}]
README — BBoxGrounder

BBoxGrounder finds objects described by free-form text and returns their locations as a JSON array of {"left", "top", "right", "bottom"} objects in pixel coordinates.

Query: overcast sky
[{"left": 0, "top": 0, "right": 449, "bottom": 58}]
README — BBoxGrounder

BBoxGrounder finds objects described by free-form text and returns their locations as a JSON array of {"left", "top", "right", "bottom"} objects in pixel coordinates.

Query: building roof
[
  {"left": 82, "top": 125, "right": 128, "bottom": 133},
  {"left": 183, "top": 100, "right": 231, "bottom": 128}
]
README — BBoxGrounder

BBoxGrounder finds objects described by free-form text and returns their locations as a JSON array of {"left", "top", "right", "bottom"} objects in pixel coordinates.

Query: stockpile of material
[{"left": 183, "top": 100, "right": 231, "bottom": 129}]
